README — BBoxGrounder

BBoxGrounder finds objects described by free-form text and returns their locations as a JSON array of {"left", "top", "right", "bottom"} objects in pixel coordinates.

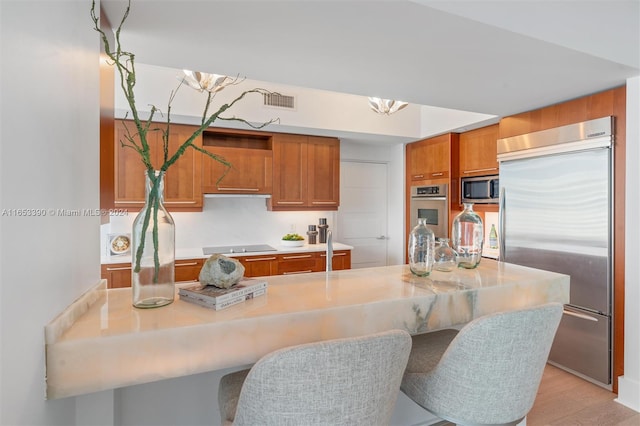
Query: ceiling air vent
[{"left": 263, "top": 92, "right": 295, "bottom": 109}]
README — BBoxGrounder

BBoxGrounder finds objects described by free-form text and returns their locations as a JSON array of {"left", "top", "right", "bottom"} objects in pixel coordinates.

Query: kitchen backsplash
[{"left": 100, "top": 197, "right": 337, "bottom": 257}]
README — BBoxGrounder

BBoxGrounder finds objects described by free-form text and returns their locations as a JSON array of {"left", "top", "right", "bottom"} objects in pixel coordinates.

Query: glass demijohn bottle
[
  {"left": 451, "top": 203, "right": 484, "bottom": 269},
  {"left": 433, "top": 238, "right": 458, "bottom": 272},
  {"left": 408, "top": 218, "right": 435, "bottom": 276},
  {"left": 131, "top": 170, "right": 176, "bottom": 308}
]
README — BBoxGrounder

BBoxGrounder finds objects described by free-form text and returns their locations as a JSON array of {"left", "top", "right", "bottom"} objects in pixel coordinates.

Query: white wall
[
  {"left": 0, "top": 1, "right": 100, "bottom": 425},
  {"left": 618, "top": 76, "right": 640, "bottom": 411}
]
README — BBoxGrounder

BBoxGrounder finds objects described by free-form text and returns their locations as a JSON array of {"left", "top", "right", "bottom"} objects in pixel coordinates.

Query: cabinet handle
[
  {"left": 245, "top": 256, "right": 277, "bottom": 262},
  {"left": 282, "top": 254, "right": 313, "bottom": 260},
  {"left": 413, "top": 174, "right": 424, "bottom": 179},
  {"left": 217, "top": 187, "right": 260, "bottom": 192},
  {"left": 114, "top": 201, "right": 144, "bottom": 204},
  {"left": 276, "top": 201, "right": 305, "bottom": 205},
  {"left": 431, "top": 172, "right": 444, "bottom": 177},
  {"left": 462, "top": 167, "right": 498, "bottom": 174},
  {"left": 164, "top": 201, "right": 198, "bottom": 205},
  {"left": 176, "top": 279, "right": 199, "bottom": 284},
  {"left": 175, "top": 262, "right": 199, "bottom": 267},
  {"left": 283, "top": 270, "right": 313, "bottom": 275},
  {"left": 320, "top": 253, "right": 346, "bottom": 257},
  {"left": 311, "top": 201, "right": 337, "bottom": 205},
  {"left": 105, "top": 266, "right": 131, "bottom": 271}
]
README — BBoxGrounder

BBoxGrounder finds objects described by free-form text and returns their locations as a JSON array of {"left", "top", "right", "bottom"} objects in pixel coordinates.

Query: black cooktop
[{"left": 202, "top": 244, "right": 277, "bottom": 255}]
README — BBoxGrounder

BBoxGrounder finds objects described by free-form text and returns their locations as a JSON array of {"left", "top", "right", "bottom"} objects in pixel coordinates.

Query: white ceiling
[{"left": 100, "top": 0, "right": 639, "bottom": 144}]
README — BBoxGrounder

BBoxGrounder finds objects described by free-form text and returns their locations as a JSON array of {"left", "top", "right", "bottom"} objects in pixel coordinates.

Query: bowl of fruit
[{"left": 281, "top": 233, "right": 305, "bottom": 247}]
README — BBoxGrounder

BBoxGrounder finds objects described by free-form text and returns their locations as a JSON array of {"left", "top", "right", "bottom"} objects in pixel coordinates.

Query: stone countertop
[
  {"left": 101, "top": 243, "right": 353, "bottom": 265},
  {"left": 45, "top": 260, "right": 569, "bottom": 400}
]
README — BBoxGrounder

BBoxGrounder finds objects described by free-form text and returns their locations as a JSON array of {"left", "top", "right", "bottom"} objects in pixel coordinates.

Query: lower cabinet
[
  {"left": 101, "top": 262, "right": 132, "bottom": 289},
  {"left": 240, "top": 250, "right": 352, "bottom": 277},
  {"left": 101, "top": 258, "right": 204, "bottom": 289},
  {"left": 236, "top": 254, "right": 279, "bottom": 278},
  {"left": 101, "top": 251, "right": 352, "bottom": 285},
  {"left": 277, "top": 253, "right": 318, "bottom": 275}
]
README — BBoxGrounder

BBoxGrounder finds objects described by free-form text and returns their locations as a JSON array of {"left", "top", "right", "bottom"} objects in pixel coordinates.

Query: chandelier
[{"left": 368, "top": 97, "right": 408, "bottom": 115}]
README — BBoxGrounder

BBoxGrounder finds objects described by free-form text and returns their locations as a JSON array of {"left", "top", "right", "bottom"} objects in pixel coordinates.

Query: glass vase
[
  {"left": 433, "top": 238, "right": 458, "bottom": 272},
  {"left": 451, "top": 202, "right": 484, "bottom": 269},
  {"left": 131, "top": 170, "right": 175, "bottom": 308},
  {"left": 408, "top": 218, "right": 435, "bottom": 277}
]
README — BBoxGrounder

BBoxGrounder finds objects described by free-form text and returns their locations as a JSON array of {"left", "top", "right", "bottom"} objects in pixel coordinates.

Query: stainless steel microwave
[{"left": 461, "top": 175, "right": 499, "bottom": 204}]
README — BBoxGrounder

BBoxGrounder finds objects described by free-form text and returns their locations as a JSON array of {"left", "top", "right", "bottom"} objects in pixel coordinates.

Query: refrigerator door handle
[
  {"left": 563, "top": 309, "right": 599, "bottom": 322},
  {"left": 499, "top": 186, "right": 506, "bottom": 260}
]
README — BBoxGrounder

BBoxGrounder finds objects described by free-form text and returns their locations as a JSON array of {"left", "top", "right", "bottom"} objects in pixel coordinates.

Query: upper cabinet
[
  {"left": 201, "top": 129, "right": 273, "bottom": 195},
  {"left": 106, "top": 121, "right": 340, "bottom": 212},
  {"left": 268, "top": 133, "right": 340, "bottom": 211},
  {"left": 458, "top": 124, "right": 499, "bottom": 177},
  {"left": 113, "top": 119, "right": 203, "bottom": 211},
  {"left": 406, "top": 133, "right": 458, "bottom": 183}
]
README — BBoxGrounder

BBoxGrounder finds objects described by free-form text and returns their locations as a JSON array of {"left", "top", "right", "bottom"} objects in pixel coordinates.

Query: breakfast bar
[{"left": 45, "top": 260, "right": 569, "bottom": 400}]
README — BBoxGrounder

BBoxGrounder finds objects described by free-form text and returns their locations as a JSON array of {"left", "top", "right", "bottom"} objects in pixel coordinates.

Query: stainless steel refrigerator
[{"left": 498, "top": 116, "right": 613, "bottom": 389}]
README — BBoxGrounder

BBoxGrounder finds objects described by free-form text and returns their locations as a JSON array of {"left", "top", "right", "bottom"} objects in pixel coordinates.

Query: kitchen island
[{"left": 45, "top": 260, "right": 569, "bottom": 400}]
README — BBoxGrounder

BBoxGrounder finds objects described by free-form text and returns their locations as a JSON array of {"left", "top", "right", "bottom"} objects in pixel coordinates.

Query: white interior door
[{"left": 338, "top": 161, "right": 388, "bottom": 268}]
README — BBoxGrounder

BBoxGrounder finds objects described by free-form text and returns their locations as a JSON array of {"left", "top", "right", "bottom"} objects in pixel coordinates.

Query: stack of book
[{"left": 179, "top": 279, "right": 268, "bottom": 311}]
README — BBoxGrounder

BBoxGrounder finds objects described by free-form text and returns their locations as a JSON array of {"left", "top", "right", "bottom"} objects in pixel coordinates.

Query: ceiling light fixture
[
  {"left": 180, "top": 70, "right": 241, "bottom": 93},
  {"left": 368, "top": 97, "right": 408, "bottom": 115}
]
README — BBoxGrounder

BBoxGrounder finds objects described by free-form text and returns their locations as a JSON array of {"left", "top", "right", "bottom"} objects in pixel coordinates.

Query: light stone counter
[{"left": 45, "top": 260, "right": 569, "bottom": 400}]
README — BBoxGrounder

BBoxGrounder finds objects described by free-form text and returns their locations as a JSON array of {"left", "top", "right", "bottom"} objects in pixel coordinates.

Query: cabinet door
[
  {"left": 270, "top": 134, "right": 308, "bottom": 209},
  {"left": 319, "top": 250, "right": 351, "bottom": 270},
  {"left": 162, "top": 123, "right": 203, "bottom": 210},
  {"left": 174, "top": 259, "right": 203, "bottom": 284},
  {"left": 459, "top": 124, "right": 499, "bottom": 177},
  {"left": 202, "top": 147, "right": 273, "bottom": 194},
  {"left": 237, "top": 255, "right": 279, "bottom": 277},
  {"left": 114, "top": 120, "right": 151, "bottom": 209},
  {"left": 307, "top": 136, "right": 340, "bottom": 209},
  {"left": 408, "top": 135, "right": 450, "bottom": 181},
  {"left": 277, "top": 253, "right": 320, "bottom": 274},
  {"left": 114, "top": 120, "right": 203, "bottom": 211},
  {"left": 101, "top": 262, "right": 132, "bottom": 289}
]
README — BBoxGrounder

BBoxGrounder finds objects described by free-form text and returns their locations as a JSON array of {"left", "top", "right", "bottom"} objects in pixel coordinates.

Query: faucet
[{"left": 326, "top": 230, "right": 333, "bottom": 272}]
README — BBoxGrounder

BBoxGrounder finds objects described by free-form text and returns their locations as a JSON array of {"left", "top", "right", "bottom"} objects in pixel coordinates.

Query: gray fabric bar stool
[
  {"left": 218, "top": 329, "right": 412, "bottom": 426},
  {"left": 401, "top": 303, "right": 563, "bottom": 426}
]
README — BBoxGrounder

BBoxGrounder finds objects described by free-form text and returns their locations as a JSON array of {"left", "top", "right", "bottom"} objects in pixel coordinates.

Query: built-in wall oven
[{"left": 409, "top": 184, "right": 448, "bottom": 239}]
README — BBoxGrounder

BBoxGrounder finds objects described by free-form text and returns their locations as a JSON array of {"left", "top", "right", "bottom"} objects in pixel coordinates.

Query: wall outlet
[{"left": 289, "top": 224, "right": 296, "bottom": 233}]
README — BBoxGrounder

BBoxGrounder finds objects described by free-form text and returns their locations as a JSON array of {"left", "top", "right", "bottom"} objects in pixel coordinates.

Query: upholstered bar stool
[
  {"left": 218, "top": 329, "right": 412, "bottom": 426},
  {"left": 401, "top": 303, "right": 563, "bottom": 426}
]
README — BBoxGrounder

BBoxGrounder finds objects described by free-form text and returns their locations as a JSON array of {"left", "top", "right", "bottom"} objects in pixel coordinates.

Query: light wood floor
[{"left": 527, "top": 364, "right": 640, "bottom": 425}]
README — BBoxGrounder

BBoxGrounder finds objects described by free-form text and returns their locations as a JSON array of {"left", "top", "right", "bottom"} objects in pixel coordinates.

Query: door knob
[{"left": 376, "top": 235, "right": 387, "bottom": 240}]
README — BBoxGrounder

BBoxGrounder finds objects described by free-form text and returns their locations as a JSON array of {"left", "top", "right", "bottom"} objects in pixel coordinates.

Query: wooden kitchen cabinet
[
  {"left": 101, "top": 258, "right": 203, "bottom": 288},
  {"left": 201, "top": 129, "right": 273, "bottom": 194},
  {"left": 320, "top": 250, "right": 352, "bottom": 271},
  {"left": 268, "top": 133, "right": 340, "bottom": 211},
  {"left": 407, "top": 133, "right": 457, "bottom": 182},
  {"left": 237, "top": 254, "right": 279, "bottom": 278},
  {"left": 459, "top": 124, "right": 499, "bottom": 177},
  {"left": 277, "top": 252, "right": 319, "bottom": 275},
  {"left": 113, "top": 119, "right": 203, "bottom": 211},
  {"left": 101, "top": 262, "right": 132, "bottom": 289},
  {"left": 174, "top": 258, "right": 204, "bottom": 284}
]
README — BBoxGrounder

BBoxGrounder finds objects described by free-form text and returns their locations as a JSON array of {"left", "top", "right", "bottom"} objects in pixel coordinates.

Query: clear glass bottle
[
  {"left": 131, "top": 170, "right": 176, "bottom": 308},
  {"left": 433, "top": 238, "right": 458, "bottom": 272},
  {"left": 489, "top": 224, "right": 498, "bottom": 249},
  {"left": 451, "top": 203, "right": 484, "bottom": 269},
  {"left": 408, "top": 218, "right": 435, "bottom": 276}
]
